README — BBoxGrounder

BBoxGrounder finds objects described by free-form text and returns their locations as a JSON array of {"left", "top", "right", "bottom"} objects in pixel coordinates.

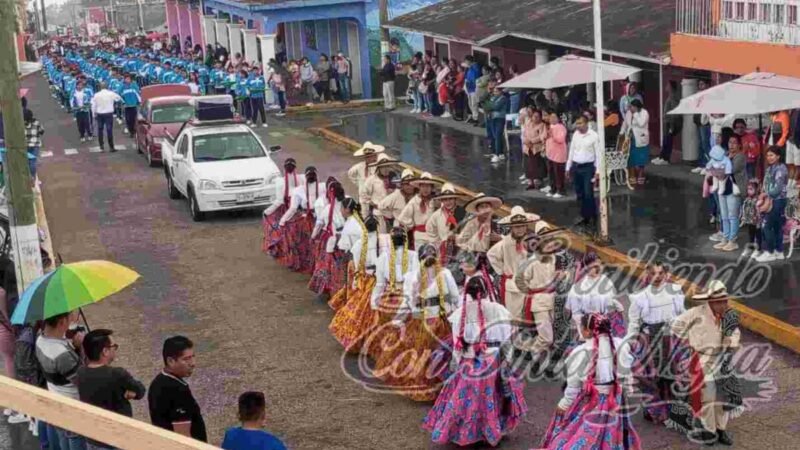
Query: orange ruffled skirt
[{"left": 329, "top": 274, "right": 379, "bottom": 353}]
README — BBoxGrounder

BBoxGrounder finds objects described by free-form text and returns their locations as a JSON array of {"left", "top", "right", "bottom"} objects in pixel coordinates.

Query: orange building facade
[{"left": 671, "top": 0, "right": 800, "bottom": 77}]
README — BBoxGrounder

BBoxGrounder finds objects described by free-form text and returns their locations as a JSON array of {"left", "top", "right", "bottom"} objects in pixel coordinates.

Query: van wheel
[
  {"left": 166, "top": 171, "right": 180, "bottom": 199},
  {"left": 189, "top": 188, "right": 205, "bottom": 222}
]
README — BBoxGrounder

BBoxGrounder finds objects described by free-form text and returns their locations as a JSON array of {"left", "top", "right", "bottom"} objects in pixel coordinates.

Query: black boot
[
  {"left": 689, "top": 429, "right": 717, "bottom": 446},
  {"left": 717, "top": 430, "right": 733, "bottom": 446}
]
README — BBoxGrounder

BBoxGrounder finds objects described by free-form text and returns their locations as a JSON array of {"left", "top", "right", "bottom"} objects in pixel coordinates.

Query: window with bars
[
  {"left": 760, "top": 3, "right": 772, "bottom": 22},
  {"left": 790, "top": 5, "right": 798, "bottom": 24},
  {"left": 775, "top": 4, "right": 786, "bottom": 23},
  {"left": 748, "top": 3, "right": 757, "bottom": 20},
  {"left": 736, "top": 1, "right": 745, "bottom": 19},
  {"left": 724, "top": 1, "right": 734, "bottom": 19}
]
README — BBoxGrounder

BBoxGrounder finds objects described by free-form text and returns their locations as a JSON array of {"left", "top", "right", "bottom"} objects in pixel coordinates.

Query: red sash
[
  {"left": 523, "top": 285, "right": 556, "bottom": 322},
  {"left": 499, "top": 274, "right": 511, "bottom": 306}
]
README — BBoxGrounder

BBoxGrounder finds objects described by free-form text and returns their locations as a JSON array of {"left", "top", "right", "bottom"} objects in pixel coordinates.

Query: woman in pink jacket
[{"left": 543, "top": 112, "right": 568, "bottom": 198}]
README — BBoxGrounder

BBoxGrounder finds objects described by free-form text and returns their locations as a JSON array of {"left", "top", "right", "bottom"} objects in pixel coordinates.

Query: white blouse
[
  {"left": 264, "top": 173, "right": 306, "bottom": 215},
  {"left": 566, "top": 274, "right": 624, "bottom": 330},
  {"left": 558, "top": 336, "right": 634, "bottom": 410},
  {"left": 403, "top": 267, "right": 462, "bottom": 317},
  {"left": 312, "top": 197, "right": 346, "bottom": 253},
  {"left": 349, "top": 233, "right": 385, "bottom": 276},
  {"left": 370, "top": 248, "right": 420, "bottom": 307},
  {"left": 449, "top": 298, "right": 513, "bottom": 361},
  {"left": 338, "top": 216, "right": 365, "bottom": 252},
  {"left": 279, "top": 183, "right": 326, "bottom": 225},
  {"left": 627, "top": 283, "right": 686, "bottom": 335}
]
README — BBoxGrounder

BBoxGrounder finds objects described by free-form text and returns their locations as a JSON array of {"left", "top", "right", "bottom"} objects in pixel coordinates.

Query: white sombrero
[
  {"left": 433, "top": 183, "right": 464, "bottom": 201},
  {"left": 534, "top": 220, "right": 566, "bottom": 237},
  {"left": 353, "top": 141, "right": 386, "bottom": 157},
  {"left": 498, "top": 206, "right": 541, "bottom": 226},
  {"left": 464, "top": 193, "right": 503, "bottom": 214},
  {"left": 692, "top": 279, "right": 732, "bottom": 302},
  {"left": 409, "top": 171, "right": 443, "bottom": 187}
]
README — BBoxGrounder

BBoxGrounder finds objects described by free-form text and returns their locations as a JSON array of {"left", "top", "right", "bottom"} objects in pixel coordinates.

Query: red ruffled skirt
[
  {"left": 262, "top": 204, "right": 288, "bottom": 259},
  {"left": 308, "top": 247, "right": 347, "bottom": 296},
  {"left": 282, "top": 213, "right": 315, "bottom": 273}
]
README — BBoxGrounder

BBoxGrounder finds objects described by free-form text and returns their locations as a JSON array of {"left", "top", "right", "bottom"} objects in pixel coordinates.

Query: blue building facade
[{"left": 201, "top": 0, "right": 373, "bottom": 98}]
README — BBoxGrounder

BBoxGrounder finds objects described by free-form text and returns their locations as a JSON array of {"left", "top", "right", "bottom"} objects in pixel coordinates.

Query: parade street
[{"left": 1, "top": 72, "right": 800, "bottom": 450}]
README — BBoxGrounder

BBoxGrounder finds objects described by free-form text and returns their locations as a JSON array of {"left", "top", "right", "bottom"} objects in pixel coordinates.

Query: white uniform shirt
[
  {"left": 559, "top": 336, "right": 634, "bottom": 410},
  {"left": 627, "top": 283, "right": 686, "bottom": 335},
  {"left": 349, "top": 233, "right": 386, "bottom": 276},
  {"left": 566, "top": 128, "right": 602, "bottom": 172},
  {"left": 91, "top": 89, "right": 122, "bottom": 115},
  {"left": 566, "top": 274, "right": 624, "bottom": 330}
]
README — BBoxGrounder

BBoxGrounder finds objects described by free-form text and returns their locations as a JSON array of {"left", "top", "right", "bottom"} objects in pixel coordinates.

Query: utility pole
[
  {"left": 40, "top": 0, "right": 46, "bottom": 33},
  {"left": 378, "top": 0, "right": 389, "bottom": 56},
  {"left": 137, "top": 0, "right": 144, "bottom": 31},
  {"left": 0, "top": 1, "right": 44, "bottom": 292}
]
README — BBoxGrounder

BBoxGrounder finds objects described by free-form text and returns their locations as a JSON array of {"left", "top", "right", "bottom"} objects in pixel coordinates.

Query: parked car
[
  {"left": 161, "top": 98, "right": 282, "bottom": 221},
  {"left": 135, "top": 84, "right": 193, "bottom": 167}
]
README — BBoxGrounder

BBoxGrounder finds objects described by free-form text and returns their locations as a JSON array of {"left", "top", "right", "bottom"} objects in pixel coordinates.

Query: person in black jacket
[
  {"left": 381, "top": 54, "right": 396, "bottom": 111},
  {"left": 654, "top": 80, "right": 682, "bottom": 165}
]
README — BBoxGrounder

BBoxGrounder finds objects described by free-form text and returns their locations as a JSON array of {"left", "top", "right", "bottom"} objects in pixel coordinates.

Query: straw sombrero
[
  {"left": 369, "top": 158, "right": 402, "bottom": 169},
  {"left": 534, "top": 221, "right": 566, "bottom": 237},
  {"left": 433, "top": 183, "right": 464, "bottom": 201},
  {"left": 464, "top": 193, "right": 503, "bottom": 214},
  {"left": 353, "top": 141, "right": 386, "bottom": 157},
  {"left": 692, "top": 279, "right": 732, "bottom": 302},
  {"left": 498, "top": 206, "right": 540, "bottom": 226},
  {"left": 410, "top": 172, "right": 443, "bottom": 187}
]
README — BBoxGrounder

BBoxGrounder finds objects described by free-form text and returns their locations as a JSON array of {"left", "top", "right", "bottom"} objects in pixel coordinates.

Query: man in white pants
[
  {"left": 380, "top": 55, "right": 396, "bottom": 111},
  {"left": 464, "top": 55, "right": 482, "bottom": 124}
]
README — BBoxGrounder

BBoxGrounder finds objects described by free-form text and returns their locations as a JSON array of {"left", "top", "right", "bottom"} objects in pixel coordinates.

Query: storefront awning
[
  {"left": 669, "top": 72, "right": 800, "bottom": 115},
  {"left": 498, "top": 55, "right": 640, "bottom": 90}
]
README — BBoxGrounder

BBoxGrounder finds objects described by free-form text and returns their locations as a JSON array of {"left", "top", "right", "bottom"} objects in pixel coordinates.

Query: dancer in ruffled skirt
[
  {"left": 422, "top": 276, "right": 527, "bottom": 446},
  {"left": 262, "top": 158, "right": 303, "bottom": 260},
  {"left": 279, "top": 166, "right": 325, "bottom": 273},
  {"left": 538, "top": 313, "right": 641, "bottom": 450},
  {"left": 372, "top": 244, "right": 460, "bottom": 401},
  {"left": 308, "top": 181, "right": 347, "bottom": 299},
  {"left": 329, "top": 214, "right": 386, "bottom": 353},
  {"left": 329, "top": 199, "right": 368, "bottom": 311}
]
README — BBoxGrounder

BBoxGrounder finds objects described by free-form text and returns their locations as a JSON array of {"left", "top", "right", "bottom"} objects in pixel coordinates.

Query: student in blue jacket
[
  {"left": 248, "top": 66, "right": 268, "bottom": 128},
  {"left": 121, "top": 74, "right": 142, "bottom": 137}
]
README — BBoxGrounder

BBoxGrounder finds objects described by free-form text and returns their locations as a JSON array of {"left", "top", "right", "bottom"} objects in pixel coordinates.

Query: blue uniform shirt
[
  {"left": 248, "top": 76, "right": 266, "bottom": 99},
  {"left": 121, "top": 83, "right": 141, "bottom": 107}
]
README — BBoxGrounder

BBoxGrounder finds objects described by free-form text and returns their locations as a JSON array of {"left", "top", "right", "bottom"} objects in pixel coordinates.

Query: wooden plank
[{"left": 0, "top": 375, "right": 220, "bottom": 450}]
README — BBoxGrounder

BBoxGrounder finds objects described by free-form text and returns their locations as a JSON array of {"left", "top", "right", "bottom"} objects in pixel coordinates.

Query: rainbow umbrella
[{"left": 11, "top": 260, "right": 140, "bottom": 325}]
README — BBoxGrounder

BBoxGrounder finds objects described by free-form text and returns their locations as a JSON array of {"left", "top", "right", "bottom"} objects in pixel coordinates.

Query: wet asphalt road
[
  {"left": 328, "top": 108, "right": 800, "bottom": 325},
  {"left": 2, "top": 75, "right": 800, "bottom": 450}
]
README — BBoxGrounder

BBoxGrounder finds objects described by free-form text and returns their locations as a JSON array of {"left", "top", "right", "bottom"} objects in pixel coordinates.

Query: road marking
[
  {"left": 64, "top": 148, "right": 78, "bottom": 155},
  {"left": 269, "top": 132, "right": 284, "bottom": 137},
  {"left": 89, "top": 147, "right": 103, "bottom": 153},
  {"left": 116, "top": 145, "right": 126, "bottom": 151},
  {"left": 40, "top": 151, "right": 54, "bottom": 158}
]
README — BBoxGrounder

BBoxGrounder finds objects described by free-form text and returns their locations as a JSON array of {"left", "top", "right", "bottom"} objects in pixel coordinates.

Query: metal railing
[{"left": 676, "top": 0, "right": 800, "bottom": 44}]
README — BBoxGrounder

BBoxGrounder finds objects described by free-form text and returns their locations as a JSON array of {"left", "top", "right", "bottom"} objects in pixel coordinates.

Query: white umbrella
[
  {"left": 669, "top": 72, "right": 800, "bottom": 115},
  {"left": 498, "top": 55, "right": 641, "bottom": 90}
]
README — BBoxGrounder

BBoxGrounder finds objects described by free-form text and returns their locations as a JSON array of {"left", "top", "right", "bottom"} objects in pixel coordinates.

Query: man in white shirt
[
  {"left": 566, "top": 116, "right": 602, "bottom": 232},
  {"left": 91, "top": 82, "right": 123, "bottom": 152}
]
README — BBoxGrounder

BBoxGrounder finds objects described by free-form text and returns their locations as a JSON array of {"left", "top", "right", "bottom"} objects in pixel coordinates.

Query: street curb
[
  {"left": 287, "top": 97, "right": 405, "bottom": 114},
  {"left": 308, "top": 126, "right": 800, "bottom": 354}
]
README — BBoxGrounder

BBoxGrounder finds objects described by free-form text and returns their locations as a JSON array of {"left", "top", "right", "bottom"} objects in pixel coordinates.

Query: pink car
[{"left": 135, "top": 84, "right": 194, "bottom": 167}]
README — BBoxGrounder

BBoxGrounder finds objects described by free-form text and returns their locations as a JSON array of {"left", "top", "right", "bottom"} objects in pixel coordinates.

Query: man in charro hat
[
  {"left": 424, "top": 183, "right": 465, "bottom": 266},
  {"left": 667, "top": 280, "right": 741, "bottom": 447},
  {"left": 487, "top": 206, "right": 540, "bottom": 325},
  {"left": 360, "top": 158, "right": 402, "bottom": 230},
  {"left": 378, "top": 168, "right": 416, "bottom": 229},
  {"left": 514, "top": 221, "right": 565, "bottom": 359},
  {"left": 457, "top": 193, "right": 503, "bottom": 253},
  {"left": 347, "top": 141, "right": 388, "bottom": 202},
  {"left": 398, "top": 172, "right": 443, "bottom": 249}
]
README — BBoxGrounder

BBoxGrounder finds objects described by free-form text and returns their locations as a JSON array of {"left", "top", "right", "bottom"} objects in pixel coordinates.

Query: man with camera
[{"left": 36, "top": 311, "right": 88, "bottom": 450}]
